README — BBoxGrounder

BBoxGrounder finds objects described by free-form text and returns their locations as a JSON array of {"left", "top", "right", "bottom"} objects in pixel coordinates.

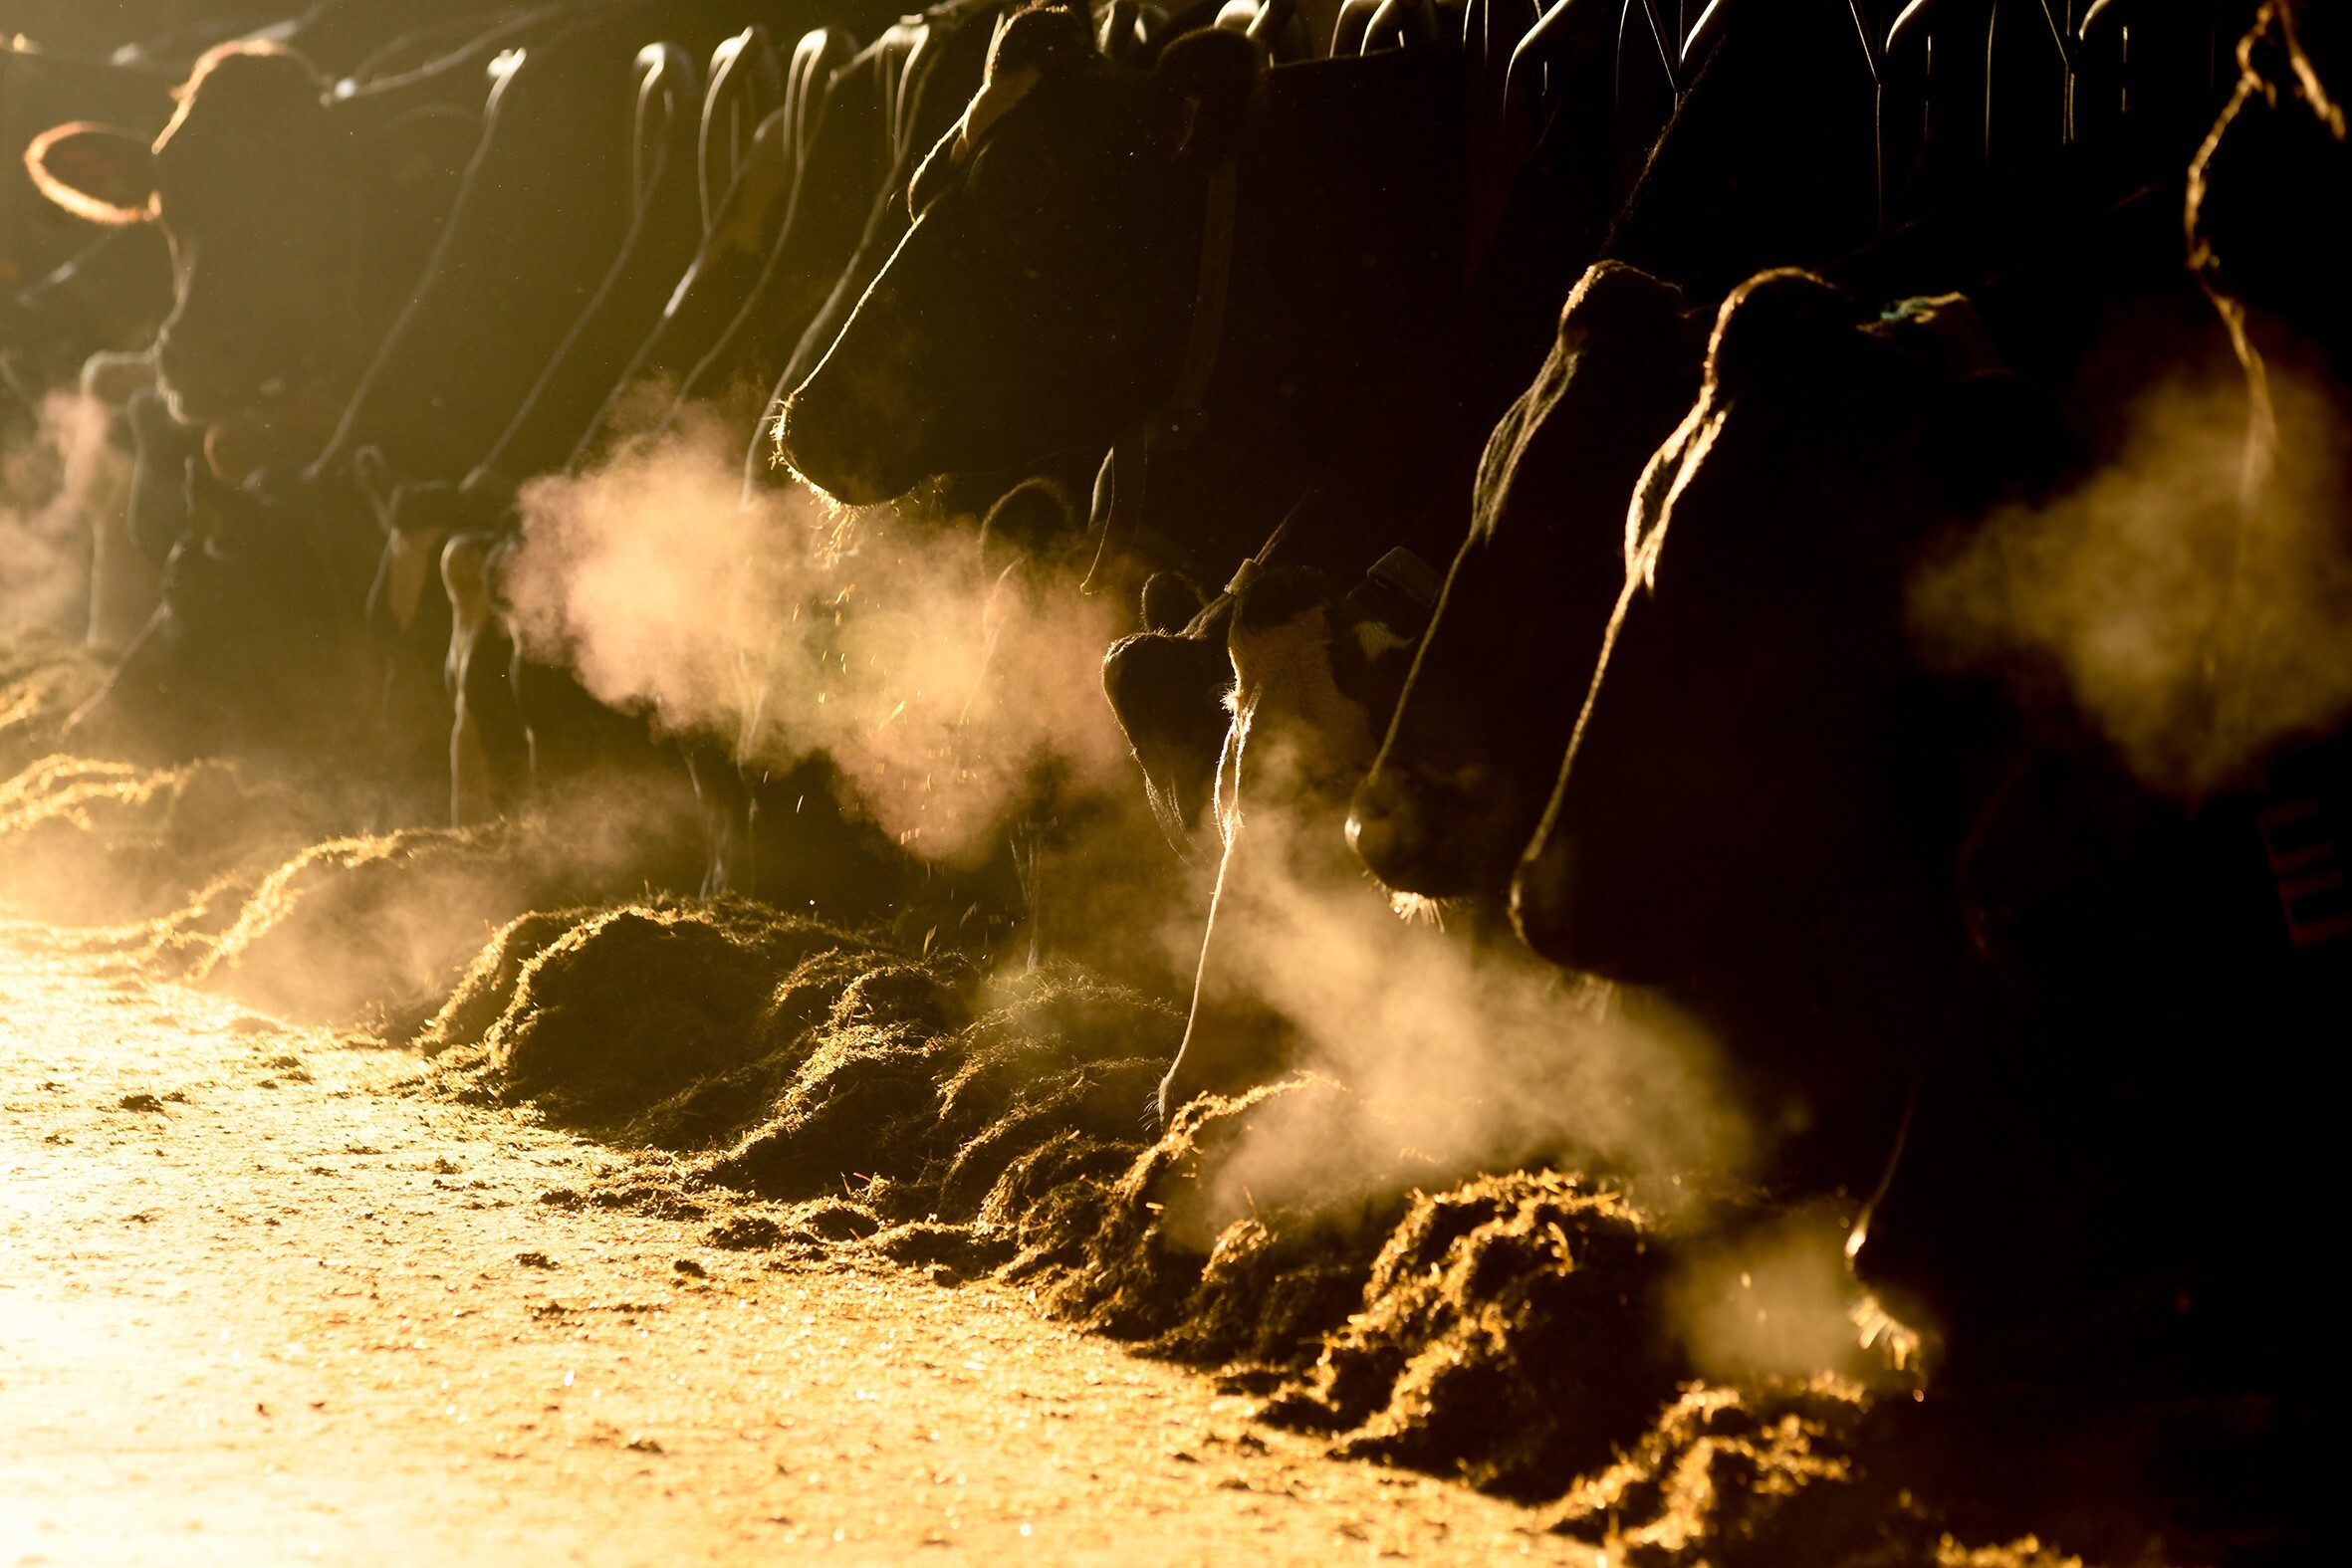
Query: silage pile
[
  {"left": 0, "top": 628, "right": 2171, "bottom": 1561},
  {"left": 0, "top": 745, "right": 694, "bottom": 1029},
  {"left": 0, "top": 752, "right": 331, "bottom": 928},
  {"left": 0, "top": 722, "right": 2203, "bottom": 1559},
  {"left": 0, "top": 634, "right": 105, "bottom": 776},
  {"left": 418, "top": 899, "right": 2096, "bottom": 1566},
  {"left": 1, "top": 636, "right": 348, "bottom": 928}
]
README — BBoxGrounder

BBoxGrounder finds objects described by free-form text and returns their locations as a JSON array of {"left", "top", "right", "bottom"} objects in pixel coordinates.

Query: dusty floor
[{"left": 0, "top": 936, "right": 1606, "bottom": 1567}]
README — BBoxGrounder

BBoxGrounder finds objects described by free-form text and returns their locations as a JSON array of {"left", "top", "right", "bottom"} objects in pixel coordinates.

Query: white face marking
[{"left": 952, "top": 65, "right": 1042, "bottom": 165}]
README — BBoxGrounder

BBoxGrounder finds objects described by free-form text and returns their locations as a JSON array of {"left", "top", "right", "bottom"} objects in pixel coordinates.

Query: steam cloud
[
  {"left": 477, "top": 397, "right": 1875, "bottom": 1378},
  {"left": 1165, "top": 715, "right": 1755, "bottom": 1246},
  {"left": 1665, "top": 1204, "right": 1922, "bottom": 1385},
  {"left": 2, "top": 391, "right": 116, "bottom": 642},
  {"left": 1912, "top": 364, "right": 2352, "bottom": 796},
  {"left": 503, "top": 410, "right": 1132, "bottom": 864}
]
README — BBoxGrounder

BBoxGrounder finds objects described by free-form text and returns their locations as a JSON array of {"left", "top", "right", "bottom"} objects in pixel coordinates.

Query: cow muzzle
[
  {"left": 1508, "top": 828, "right": 1584, "bottom": 970},
  {"left": 1347, "top": 761, "right": 1498, "bottom": 900},
  {"left": 774, "top": 385, "right": 920, "bottom": 508}
]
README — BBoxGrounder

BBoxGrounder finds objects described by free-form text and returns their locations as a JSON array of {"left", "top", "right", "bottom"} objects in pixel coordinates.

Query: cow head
[
  {"left": 2189, "top": 0, "right": 2350, "bottom": 373},
  {"left": 1507, "top": 272, "right": 2041, "bottom": 1062},
  {"left": 26, "top": 44, "right": 350, "bottom": 428},
  {"left": 1347, "top": 264, "right": 1704, "bottom": 902},
  {"left": 778, "top": 6, "right": 1261, "bottom": 505}
]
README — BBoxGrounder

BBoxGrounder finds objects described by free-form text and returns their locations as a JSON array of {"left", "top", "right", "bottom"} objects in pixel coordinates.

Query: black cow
[
  {"left": 1347, "top": 262, "right": 1705, "bottom": 902},
  {"left": 1492, "top": 266, "right": 2343, "bottom": 1398},
  {"left": 2188, "top": 0, "right": 2352, "bottom": 378},
  {"left": 24, "top": 39, "right": 482, "bottom": 452},
  {"left": 1869, "top": 0, "right": 2347, "bottom": 1390},
  {"left": 777, "top": 6, "right": 1467, "bottom": 578},
  {"left": 63, "top": 456, "right": 380, "bottom": 764},
  {"left": 637, "top": 14, "right": 936, "bottom": 459},
  {"left": 1507, "top": 273, "right": 2034, "bottom": 1176},
  {"left": 752, "top": 0, "right": 1054, "bottom": 483},
  {"left": 311, "top": 0, "right": 903, "bottom": 490},
  {"left": 17, "top": 31, "right": 514, "bottom": 777},
  {"left": 558, "top": 21, "right": 860, "bottom": 467}
]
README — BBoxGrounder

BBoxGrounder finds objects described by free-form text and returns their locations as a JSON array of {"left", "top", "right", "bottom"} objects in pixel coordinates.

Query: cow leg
[
  {"left": 84, "top": 489, "right": 159, "bottom": 656},
  {"left": 682, "top": 739, "right": 751, "bottom": 897},
  {"left": 1157, "top": 567, "right": 1413, "bottom": 1121},
  {"left": 68, "top": 393, "right": 149, "bottom": 655},
  {"left": 364, "top": 520, "right": 456, "bottom": 826},
  {"left": 60, "top": 601, "right": 191, "bottom": 762},
  {"left": 75, "top": 369, "right": 190, "bottom": 655},
  {"left": 1158, "top": 786, "right": 1293, "bottom": 1120},
  {"left": 440, "top": 531, "right": 506, "bottom": 825}
]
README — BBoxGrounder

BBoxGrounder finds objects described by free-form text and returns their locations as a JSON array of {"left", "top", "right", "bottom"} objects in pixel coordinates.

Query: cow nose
[
  {"left": 1509, "top": 830, "right": 1579, "bottom": 967},
  {"left": 1348, "top": 763, "right": 1492, "bottom": 899},
  {"left": 1346, "top": 766, "right": 1431, "bottom": 890},
  {"left": 775, "top": 387, "right": 883, "bottom": 506},
  {"left": 771, "top": 389, "right": 827, "bottom": 479}
]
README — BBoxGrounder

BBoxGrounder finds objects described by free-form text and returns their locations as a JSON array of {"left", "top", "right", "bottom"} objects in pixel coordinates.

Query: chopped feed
[{"left": 1, "top": 730, "right": 2283, "bottom": 1562}]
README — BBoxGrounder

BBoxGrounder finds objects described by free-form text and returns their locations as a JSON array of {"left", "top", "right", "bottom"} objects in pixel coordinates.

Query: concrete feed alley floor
[{"left": 0, "top": 939, "right": 1597, "bottom": 1567}]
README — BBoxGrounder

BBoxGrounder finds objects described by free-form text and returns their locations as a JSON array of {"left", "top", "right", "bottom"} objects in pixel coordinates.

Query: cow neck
[
  {"left": 1081, "top": 148, "right": 1240, "bottom": 592},
  {"left": 1086, "top": 46, "right": 1463, "bottom": 592}
]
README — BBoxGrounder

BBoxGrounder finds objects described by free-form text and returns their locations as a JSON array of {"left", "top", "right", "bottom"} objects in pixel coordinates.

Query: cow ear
[
  {"left": 1153, "top": 28, "right": 1258, "bottom": 165},
  {"left": 24, "top": 122, "right": 157, "bottom": 225}
]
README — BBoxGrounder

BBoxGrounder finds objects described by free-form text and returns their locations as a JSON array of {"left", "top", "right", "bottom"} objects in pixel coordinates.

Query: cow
[
  {"left": 23, "top": 39, "right": 482, "bottom": 449},
  {"left": 1872, "top": 0, "right": 2350, "bottom": 1388},
  {"left": 62, "top": 454, "right": 380, "bottom": 764},
  {"left": 1490, "top": 262, "right": 2348, "bottom": 1395},
  {"left": 756, "top": 0, "right": 1116, "bottom": 486},
  {"left": 1345, "top": 262, "right": 1705, "bottom": 903},
  {"left": 1132, "top": 548, "right": 1441, "bottom": 1115},
  {"left": 2187, "top": 0, "right": 2351, "bottom": 379},
  {"left": 16, "top": 30, "right": 512, "bottom": 778},
  {"left": 637, "top": 13, "right": 946, "bottom": 463},
  {"left": 557, "top": 21, "right": 862, "bottom": 469},
  {"left": 776, "top": 5, "right": 1470, "bottom": 585},
  {"left": 1503, "top": 271, "right": 2039, "bottom": 1178}
]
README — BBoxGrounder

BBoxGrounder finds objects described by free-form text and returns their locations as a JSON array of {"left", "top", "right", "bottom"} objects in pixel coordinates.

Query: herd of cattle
[{"left": 3, "top": 0, "right": 2346, "bottom": 1386}]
